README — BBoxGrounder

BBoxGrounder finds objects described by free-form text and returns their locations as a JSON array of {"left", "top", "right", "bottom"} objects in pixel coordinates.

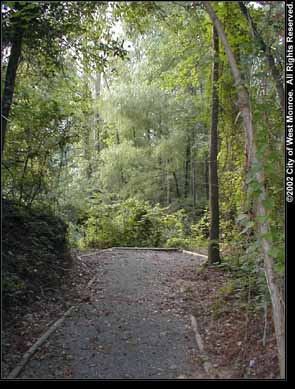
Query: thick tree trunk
[
  {"left": 1, "top": 28, "right": 23, "bottom": 156},
  {"left": 208, "top": 26, "right": 220, "bottom": 264},
  {"left": 203, "top": 1, "right": 285, "bottom": 378},
  {"left": 238, "top": 1, "right": 285, "bottom": 115}
]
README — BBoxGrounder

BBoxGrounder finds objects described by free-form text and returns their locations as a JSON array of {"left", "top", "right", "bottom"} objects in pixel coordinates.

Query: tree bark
[
  {"left": 173, "top": 172, "right": 180, "bottom": 198},
  {"left": 94, "top": 72, "right": 101, "bottom": 151},
  {"left": 203, "top": 1, "right": 285, "bottom": 378},
  {"left": 204, "top": 153, "right": 209, "bottom": 201},
  {"left": 208, "top": 26, "right": 220, "bottom": 264},
  {"left": 238, "top": 1, "right": 285, "bottom": 115},
  {"left": 184, "top": 138, "right": 191, "bottom": 198},
  {"left": 166, "top": 162, "right": 171, "bottom": 205},
  {"left": 191, "top": 159, "right": 196, "bottom": 207},
  {"left": 19, "top": 149, "right": 31, "bottom": 203},
  {"left": 1, "top": 28, "right": 23, "bottom": 156},
  {"left": 116, "top": 128, "right": 120, "bottom": 144}
]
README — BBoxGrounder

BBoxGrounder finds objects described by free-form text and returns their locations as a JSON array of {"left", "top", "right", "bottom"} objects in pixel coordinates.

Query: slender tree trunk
[
  {"left": 192, "top": 159, "right": 196, "bottom": 207},
  {"left": 203, "top": 1, "right": 285, "bottom": 378},
  {"left": 173, "top": 171, "right": 180, "bottom": 198},
  {"left": 55, "top": 145, "right": 65, "bottom": 189},
  {"left": 166, "top": 164, "right": 171, "bottom": 206},
  {"left": 116, "top": 128, "right": 120, "bottom": 144},
  {"left": 238, "top": 1, "right": 285, "bottom": 115},
  {"left": 28, "top": 152, "right": 49, "bottom": 206},
  {"left": 94, "top": 72, "right": 101, "bottom": 151},
  {"left": 19, "top": 151, "right": 31, "bottom": 203},
  {"left": 208, "top": 26, "right": 220, "bottom": 264},
  {"left": 190, "top": 140, "right": 197, "bottom": 206},
  {"left": 204, "top": 153, "right": 209, "bottom": 201},
  {"left": 1, "top": 28, "right": 23, "bottom": 156},
  {"left": 184, "top": 139, "right": 191, "bottom": 198}
]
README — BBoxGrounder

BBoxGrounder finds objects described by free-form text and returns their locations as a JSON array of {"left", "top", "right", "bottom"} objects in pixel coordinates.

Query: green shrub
[
  {"left": 78, "top": 198, "right": 187, "bottom": 249},
  {"left": 216, "top": 238, "right": 270, "bottom": 312},
  {"left": 2, "top": 271, "right": 26, "bottom": 296},
  {"left": 165, "top": 237, "right": 191, "bottom": 249},
  {"left": 190, "top": 209, "right": 209, "bottom": 239}
]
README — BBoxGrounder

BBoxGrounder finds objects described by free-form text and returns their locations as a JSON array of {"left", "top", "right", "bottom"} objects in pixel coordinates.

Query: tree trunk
[
  {"left": 173, "top": 171, "right": 180, "bottom": 198},
  {"left": 166, "top": 164, "right": 171, "bottom": 206},
  {"left": 94, "top": 72, "right": 101, "bottom": 151},
  {"left": 191, "top": 159, "right": 196, "bottom": 207},
  {"left": 203, "top": 1, "right": 285, "bottom": 378},
  {"left": 116, "top": 128, "right": 120, "bottom": 144},
  {"left": 204, "top": 153, "right": 209, "bottom": 201},
  {"left": 238, "top": 1, "right": 285, "bottom": 115},
  {"left": 28, "top": 152, "right": 49, "bottom": 206},
  {"left": 1, "top": 28, "right": 23, "bottom": 156},
  {"left": 208, "top": 25, "right": 220, "bottom": 264},
  {"left": 19, "top": 150, "right": 31, "bottom": 203},
  {"left": 184, "top": 139, "right": 191, "bottom": 198}
]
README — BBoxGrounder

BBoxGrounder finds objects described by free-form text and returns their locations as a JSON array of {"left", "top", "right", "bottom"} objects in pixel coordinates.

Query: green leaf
[
  {"left": 269, "top": 247, "right": 284, "bottom": 262},
  {"left": 262, "top": 231, "right": 273, "bottom": 241},
  {"left": 240, "top": 221, "right": 255, "bottom": 234},
  {"left": 275, "top": 263, "right": 284, "bottom": 274},
  {"left": 262, "top": 197, "right": 274, "bottom": 210},
  {"left": 236, "top": 213, "right": 248, "bottom": 223},
  {"left": 256, "top": 215, "right": 269, "bottom": 224},
  {"left": 248, "top": 181, "right": 263, "bottom": 197}
]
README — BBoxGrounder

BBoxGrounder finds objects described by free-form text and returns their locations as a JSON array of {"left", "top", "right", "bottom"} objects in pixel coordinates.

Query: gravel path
[{"left": 18, "top": 249, "right": 204, "bottom": 379}]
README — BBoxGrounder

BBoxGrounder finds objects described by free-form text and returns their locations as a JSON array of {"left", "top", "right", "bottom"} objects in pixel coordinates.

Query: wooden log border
[
  {"left": 7, "top": 306, "right": 75, "bottom": 379},
  {"left": 111, "top": 247, "right": 179, "bottom": 251},
  {"left": 77, "top": 247, "right": 208, "bottom": 259},
  {"left": 190, "top": 314, "right": 214, "bottom": 374},
  {"left": 181, "top": 250, "right": 208, "bottom": 260}
]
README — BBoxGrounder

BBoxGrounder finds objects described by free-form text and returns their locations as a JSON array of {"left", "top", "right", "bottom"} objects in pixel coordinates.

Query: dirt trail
[{"left": 18, "top": 249, "right": 205, "bottom": 379}]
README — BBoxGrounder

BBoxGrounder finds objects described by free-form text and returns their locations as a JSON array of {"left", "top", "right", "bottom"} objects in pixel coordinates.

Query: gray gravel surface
[{"left": 19, "top": 249, "right": 204, "bottom": 379}]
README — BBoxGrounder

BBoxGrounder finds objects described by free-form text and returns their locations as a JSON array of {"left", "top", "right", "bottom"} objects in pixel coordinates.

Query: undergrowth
[{"left": 2, "top": 199, "right": 70, "bottom": 314}]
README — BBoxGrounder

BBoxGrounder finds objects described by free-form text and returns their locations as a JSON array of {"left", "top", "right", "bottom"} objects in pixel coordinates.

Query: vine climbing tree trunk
[
  {"left": 238, "top": 1, "right": 285, "bottom": 115},
  {"left": 202, "top": 1, "right": 285, "bottom": 378},
  {"left": 208, "top": 25, "right": 220, "bottom": 264}
]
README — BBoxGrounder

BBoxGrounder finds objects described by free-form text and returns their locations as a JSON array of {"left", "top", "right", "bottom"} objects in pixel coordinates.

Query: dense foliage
[
  {"left": 2, "top": 199, "right": 69, "bottom": 309},
  {"left": 1, "top": 1, "right": 285, "bottom": 269}
]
